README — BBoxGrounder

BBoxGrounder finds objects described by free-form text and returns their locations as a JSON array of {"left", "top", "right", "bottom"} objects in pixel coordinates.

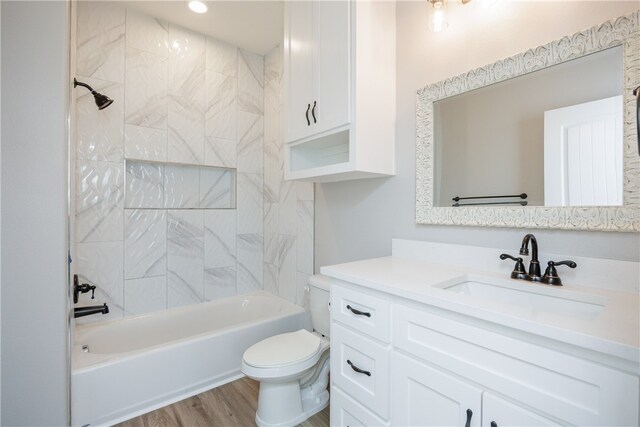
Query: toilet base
[
  {"left": 245, "top": 335, "right": 331, "bottom": 427},
  {"left": 256, "top": 389, "right": 329, "bottom": 427}
]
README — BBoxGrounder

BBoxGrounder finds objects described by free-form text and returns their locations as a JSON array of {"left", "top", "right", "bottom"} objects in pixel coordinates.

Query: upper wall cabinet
[{"left": 284, "top": 0, "right": 396, "bottom": 182}]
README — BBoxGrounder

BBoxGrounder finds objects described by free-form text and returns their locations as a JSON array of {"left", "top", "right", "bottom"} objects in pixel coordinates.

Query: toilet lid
[{"left": 243, "top": 329, "right": 321, "bottom": 368}]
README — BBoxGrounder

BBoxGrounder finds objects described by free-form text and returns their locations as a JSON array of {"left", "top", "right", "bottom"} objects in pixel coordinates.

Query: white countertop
[{"left": 321, "top": 256, "right": 640, "bottom": 364}]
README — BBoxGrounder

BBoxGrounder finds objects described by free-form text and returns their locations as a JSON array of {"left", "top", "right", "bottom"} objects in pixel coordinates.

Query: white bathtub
[{"left": 72, "top": 291, "right": 308, "bottom": 426}]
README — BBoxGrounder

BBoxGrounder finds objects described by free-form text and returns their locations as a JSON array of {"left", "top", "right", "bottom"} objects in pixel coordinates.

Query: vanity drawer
[
  {"left": 394, "top": 304, "right": 639, "bottom": 426},
  {"left": 331, "top": 323, "right": 390, "bottom": 420},
  {"left": 330, "top": 386, "right": 388, "bottom": 427},
  {"left": 331, "top": 284, "right": 391, "bottom": 343}
]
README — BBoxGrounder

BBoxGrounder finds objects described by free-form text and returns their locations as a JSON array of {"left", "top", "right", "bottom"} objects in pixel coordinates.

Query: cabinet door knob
[
  {"left": 490, "top": 422, "right": 498, "bottom": 427},
  {"left": 312, "top": 100, "right": 317, "bottom": 123},
  {"left": 346, "top": 359, "right": 371, "bottom": 376},
  {"left": 464, "top": 409, "right": 473, "bottom": 427},
  {"left": 305, "top": 103, "right": 311, "bottom": 126},
  {"left": 346, "top": 304, "right": 371, "bottom": 317}
]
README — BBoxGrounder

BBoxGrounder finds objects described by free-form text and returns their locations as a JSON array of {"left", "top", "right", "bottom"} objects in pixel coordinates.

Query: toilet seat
[
  {"left": 243, "top": 329, "right": 321, "bottom": 368},
  {"left": 241, "top": 330, "right": 329, "bottom": 381}
]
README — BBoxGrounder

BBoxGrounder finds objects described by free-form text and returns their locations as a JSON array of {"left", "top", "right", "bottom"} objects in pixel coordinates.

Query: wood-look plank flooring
[{"left": 116, "top": 377, "right": 329, "bottom": 427}]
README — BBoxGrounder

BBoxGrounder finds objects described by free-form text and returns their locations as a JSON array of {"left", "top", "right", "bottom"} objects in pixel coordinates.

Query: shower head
[{"left": 73, "top": 78, "right": 114, "bottom": 110}]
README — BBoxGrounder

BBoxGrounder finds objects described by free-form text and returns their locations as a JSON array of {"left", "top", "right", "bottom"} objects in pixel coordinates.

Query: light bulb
[
  {"left": 187, "top": 0, "right": 208, "bottom": 14},
  {"left": 429, "top": 1, "right": 448, "bottom": 32}
]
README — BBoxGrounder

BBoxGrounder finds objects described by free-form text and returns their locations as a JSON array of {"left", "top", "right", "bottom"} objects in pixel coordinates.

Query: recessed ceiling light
[{"left": 187, "top": 0, "right": 208, "bottom": 14}]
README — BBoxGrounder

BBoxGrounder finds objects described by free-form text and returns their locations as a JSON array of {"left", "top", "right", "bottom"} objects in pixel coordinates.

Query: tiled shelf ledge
[{"left": 124, "top": 158, "right": 236, "bottom": 210}]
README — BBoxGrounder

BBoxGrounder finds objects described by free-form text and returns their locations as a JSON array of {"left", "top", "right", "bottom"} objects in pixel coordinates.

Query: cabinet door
[
  {"left": 284, "top": 0, "right": 315, "bottom": 143},
  {"left": 482, "top": 393, "right": 561, "bottom": 427},
  {"left": 392, "top": 353, "right": 482, "bottom": 427},
  {"left": 312, "top": 0, "right": 351, "bottom": 135}
]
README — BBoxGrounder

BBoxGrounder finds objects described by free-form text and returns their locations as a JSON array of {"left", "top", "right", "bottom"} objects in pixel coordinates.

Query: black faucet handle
[
  {"left": 500, "top": 253, "right": 519, "bottom": 262},
  {"left": 73, "top": 277, "right": 97, "bottom": 304},
  {"left": 79, "top": 283, "right": 96, "bottom": 293},
  {"left": 551, "top": 260, "right": 577, "bottom": 269},
  {"left": 500, "top": 253, "right": 528, "bottom": 280},
  {"left": 542, "top": 260, "right": 577, "bottom": 286}
]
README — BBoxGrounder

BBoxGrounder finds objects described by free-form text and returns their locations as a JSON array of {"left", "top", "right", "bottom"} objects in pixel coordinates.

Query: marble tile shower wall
[
  {"left": 74, "top": 3, "right": 313, "bottom": 323},
  {"left": 263, "top": 46, "right": 315, "bottom": 310}
]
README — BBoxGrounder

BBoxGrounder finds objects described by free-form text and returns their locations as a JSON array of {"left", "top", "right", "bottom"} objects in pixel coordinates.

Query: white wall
[
  {"left": 315, "top": 1, "right": 640, "bottom": 270},
  {"left": 1, "top": 1, "right": 69, "bottom": 425}
]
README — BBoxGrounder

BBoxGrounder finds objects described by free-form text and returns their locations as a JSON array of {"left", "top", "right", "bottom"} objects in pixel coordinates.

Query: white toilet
[{"left": 241, "top": 275, "right": 331, "bottom": 427}]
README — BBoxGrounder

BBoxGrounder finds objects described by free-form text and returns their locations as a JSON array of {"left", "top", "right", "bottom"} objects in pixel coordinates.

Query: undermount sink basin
[{"left": 438, "top": 277, "right": 605, "bottom": 320}]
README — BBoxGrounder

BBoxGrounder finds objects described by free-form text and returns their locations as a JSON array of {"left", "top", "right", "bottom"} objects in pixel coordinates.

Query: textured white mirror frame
[{"left": 416, "top": 12, "right": 639, "bottom": 232}]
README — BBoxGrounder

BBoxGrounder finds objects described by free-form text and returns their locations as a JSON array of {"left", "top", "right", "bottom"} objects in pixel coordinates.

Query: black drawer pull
[
  {"left": 305, "top": 103, "right": 310, "bottom": 126},
  {"left": 490, "top": 422, "right": 497, "bottom": 427},
  {"left": 465, "top": 409, "right": 472, "bottom": 427},
  {"left": 347, "top": 359, "right": 371, "bottom": 376},
  {"left": 346, "top": 305, "right": 371, "bottom": 317}
]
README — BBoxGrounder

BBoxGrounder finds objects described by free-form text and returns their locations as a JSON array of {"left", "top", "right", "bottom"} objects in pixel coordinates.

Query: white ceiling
[{"left": 116, "top": 0, "right": 283, "bottom": 55}]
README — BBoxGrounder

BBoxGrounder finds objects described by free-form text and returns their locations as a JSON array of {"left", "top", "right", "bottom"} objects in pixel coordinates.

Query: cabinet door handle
[
  {"left": 305, "top": 104, "right": 311, "bottom": 126},
  {"left": 490, "top": 422, "right": 498, "bottom": 427},
  {"left": 346, "top": 305, "right": 371, "bottom": 317},
  {"left": 311, "top": 100, "right": 317, "bottom": 123},
  {"left": 347, "top": 359, "right": 371, "bottom": 376},
  {"left": 464, "top": 409, "right": 472, "bottom": 427}
]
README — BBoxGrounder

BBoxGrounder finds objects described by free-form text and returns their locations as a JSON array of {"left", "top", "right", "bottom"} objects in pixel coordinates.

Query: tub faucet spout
[{"left": 74, "top": 303, "right": 109, "bottom": 318}]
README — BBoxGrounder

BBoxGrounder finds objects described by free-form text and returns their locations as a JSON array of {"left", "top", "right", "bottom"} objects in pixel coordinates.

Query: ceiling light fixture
[{"left": 187, "top": 0, "right": 208, "bottom": 14}]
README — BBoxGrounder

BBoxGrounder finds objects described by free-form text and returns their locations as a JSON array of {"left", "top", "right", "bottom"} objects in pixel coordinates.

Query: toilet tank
[{"left": 308, "top": 275, "right": 331, "bottom": 337}]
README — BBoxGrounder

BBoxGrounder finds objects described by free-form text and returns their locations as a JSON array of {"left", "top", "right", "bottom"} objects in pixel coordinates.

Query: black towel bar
[
  {"left": 452, "top": 193, "right": 527, "bottom": 202},
  {"left": 453, "top": 200, "right": 528, "bottom": 207}
]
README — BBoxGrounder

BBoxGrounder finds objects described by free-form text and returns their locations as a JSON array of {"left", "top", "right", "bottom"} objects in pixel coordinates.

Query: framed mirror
[{"left": 415, "top": 12, "right": 639, "bottom": 232}]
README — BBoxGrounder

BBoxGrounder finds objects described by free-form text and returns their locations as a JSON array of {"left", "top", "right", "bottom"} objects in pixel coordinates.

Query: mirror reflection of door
[{"left": 544, "top": 95, "right": 623, "bottom": 207}]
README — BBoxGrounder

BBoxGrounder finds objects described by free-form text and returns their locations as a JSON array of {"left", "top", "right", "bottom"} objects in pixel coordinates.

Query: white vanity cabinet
[
  {"left": 283, "top": 0, "right": 395, "bottom": 182},
  {"left": 329, "top": 280, "right": 640, "bottom": 427}
]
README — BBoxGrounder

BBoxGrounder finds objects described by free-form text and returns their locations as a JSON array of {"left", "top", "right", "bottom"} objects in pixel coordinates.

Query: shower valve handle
[
  {"left": 79, "top": 283, "right": 96, "bottom": 297},
  {"left": 73, "top": 274, "right": 97, "bottom": 304}
]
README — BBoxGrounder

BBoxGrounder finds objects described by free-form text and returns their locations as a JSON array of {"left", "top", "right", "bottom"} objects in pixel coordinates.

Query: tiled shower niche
[
  {"left": 73, "top": 2, "right": 314, "bottom": 324},
  {"left": 125, "top": 160, "right": 236, "bottom": 210}
]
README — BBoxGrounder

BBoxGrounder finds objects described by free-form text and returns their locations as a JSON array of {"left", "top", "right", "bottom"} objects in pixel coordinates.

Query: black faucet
[
  {"left": 74, "top": 303, "right": 109, "bottom": 318},
  {"left": 501, "top": 234, "right": 576, "bottom": 286},
  {"left": 519, "top": 233, "right": 541, "bottom": 281}
]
